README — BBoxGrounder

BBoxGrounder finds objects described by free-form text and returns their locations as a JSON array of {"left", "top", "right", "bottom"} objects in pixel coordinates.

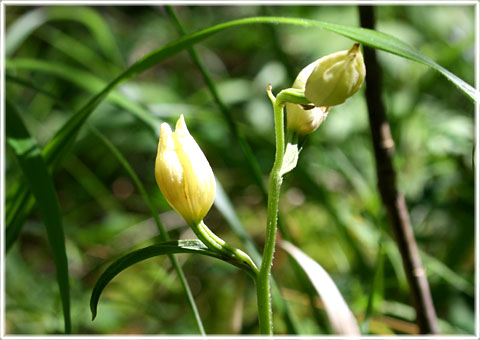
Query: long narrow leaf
[
  {"left": 8, "top": 10, "right": 475, "bottom": 100},
  {"left": 280, "top": 240, "right": 360, "bottom": 335},
  {"left": 361, "top": 240, "right": 385, "bottom": 334},
  {"left": 5, "top": 59, "right": 158, "bottom": 131},
  {"left": 6, "top": 7, "right": 121, "bottom": 64},
  {"left": 90, "top": 239, "right": 247, "bottom": 320},
  {"left": 6, "top": 191, "right": 35, "bottom": 252},
  {"left": 420, "top": 250, "right": 473, "bottom": 296},
  {"left": 36, "top": 25, "right": 120, "bottom": 76},
  {"left": 5, "top": 101, "right": 71, "bottom": 333}
]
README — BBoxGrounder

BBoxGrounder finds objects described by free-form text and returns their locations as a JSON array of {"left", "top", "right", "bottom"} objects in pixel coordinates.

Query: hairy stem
[{"left": 257, "top": 92, "right": 286, "bottom": 334}]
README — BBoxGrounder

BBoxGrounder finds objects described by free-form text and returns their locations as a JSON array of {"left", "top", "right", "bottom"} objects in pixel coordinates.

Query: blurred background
[{"left": 4, "top": 5, "right": 475, "bottom": 335}]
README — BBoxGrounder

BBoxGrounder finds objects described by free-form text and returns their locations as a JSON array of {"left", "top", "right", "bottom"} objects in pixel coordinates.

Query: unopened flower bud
[
  {"left": 305, "top": 43, "right": 366, "bottom": 107},
  {"left": 155, "top": 115, "right": 216, "bottom": 224},
  {"left": 286, "top": 104, "right": 329, "bottom": 135},
  {"left": 286, "top": 59, "right": 329, "bottom": 135}
]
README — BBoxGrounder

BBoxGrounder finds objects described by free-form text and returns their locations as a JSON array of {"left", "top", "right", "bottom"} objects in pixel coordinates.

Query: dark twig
[{"left": 358, "top": 6, "right": 439, "bottom": 334}]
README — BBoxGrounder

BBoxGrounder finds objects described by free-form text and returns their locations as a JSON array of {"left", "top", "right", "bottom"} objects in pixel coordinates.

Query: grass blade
[
  {"left": 8, "top": 9, "right": 475, "bottom": 100},
  {"left": 280, "top": 240, "right": 360, "bottom": 335},
  {"left": 5, "top": 101, "right": 71, "bottom": 333},
  {"left": 36, "top": 25, "right": 120, "bottom": 76},
  {"left": 6, "top": 188, "right": 35, "bottom": 252},
  {"left": 361, "top": 240, "right": 385, "bottom": 334},
  {"left": 90, "top": 126, "right": 206, "bottom": 334},
  {"left": 6, "top": 7, "right": 121, "bottom": 64},
  {"left": 90, "top": 239, "right": 247, "bottom": 320},
  {"left": 420, "top": 250, "right": 474, "bottom": 296},
  {"left": 5, "top": 59, "right": 158, "bottom": 132}
]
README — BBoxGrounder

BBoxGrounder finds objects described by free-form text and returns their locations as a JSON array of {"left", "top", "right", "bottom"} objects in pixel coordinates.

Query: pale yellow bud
[
  {"left": 286, "top": 59, "right": 329, "bottom": 135},
  {"left": 305, "top": 43, "right": 366, "bottom": 107},
  {"left": 286, "top": 104, "right": 329, "bottom": 135},
  {"left": 155, "top": 115, "right": 216, "bottom": 224}
]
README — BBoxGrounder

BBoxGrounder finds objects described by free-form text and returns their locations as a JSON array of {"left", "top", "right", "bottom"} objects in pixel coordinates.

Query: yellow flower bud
[
  {"left": 305, "top": 43, "right": 366, "bottom": 107},
  {"left": 286, "top": 104, "right": 329, "bottom": 135},
  {"left": 286, "top": 59, "right": 329, "bottom": 135},
  {"left": 155, "top": 115, "right": 216, "bottom": 224}
]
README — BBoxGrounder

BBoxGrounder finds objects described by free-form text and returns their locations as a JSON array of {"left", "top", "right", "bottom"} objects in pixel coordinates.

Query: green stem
[
  {"left": 191, "top": 220, "right": 259, "bottom": 278},
  {"left": 256, "top": 91, "right": 286, "bottom": 335}
]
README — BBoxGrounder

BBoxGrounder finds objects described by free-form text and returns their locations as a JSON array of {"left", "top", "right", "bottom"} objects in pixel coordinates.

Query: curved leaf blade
[
  {"left": 90, "top": 240, "right": 239, "bottom": 320},
  {"left": 5, "top": 101, "right": 71, "bottom": 334},
  {"left": 6, "top": 7, "right": 121, "bottom": 64},
  {"left": 280, "top": 240, "right": 360, "bottom": 336},
  {"left": 122, "top": 16, "right": 476, "bottom": 102},
  {"left": 5, "top": 58, "right": 158, "bottom": 131},
  {"left": 294, "top": 18, "right": 477, "bottom": 102}
]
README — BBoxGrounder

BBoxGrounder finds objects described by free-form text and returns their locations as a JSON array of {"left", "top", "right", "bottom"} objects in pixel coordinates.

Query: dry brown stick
[{"left": 358, "top": 5, "right": 439, "bottom": 334}]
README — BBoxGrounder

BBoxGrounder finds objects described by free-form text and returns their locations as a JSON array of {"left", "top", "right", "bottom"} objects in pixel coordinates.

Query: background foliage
[{"left": 5, "top": 5, "right": 475, "bottom": 335}]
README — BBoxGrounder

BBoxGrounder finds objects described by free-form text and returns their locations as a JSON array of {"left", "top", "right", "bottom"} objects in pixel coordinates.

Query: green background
[{"left": 4, "top": 5, "right": 475, "bottom": 335}]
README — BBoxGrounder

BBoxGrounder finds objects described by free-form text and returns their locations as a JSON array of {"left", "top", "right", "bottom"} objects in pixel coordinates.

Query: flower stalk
[
  {"left": 191, "top": 220, "right": 259, "bottom": 279},
  {"left": 256, "top": 85, "right": 308, "bottom": 334}
]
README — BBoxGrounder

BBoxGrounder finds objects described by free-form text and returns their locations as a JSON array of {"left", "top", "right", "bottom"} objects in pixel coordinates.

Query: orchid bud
[
  {"left": 305, "top": 43, "right": 366, "bottom": 107},
  {"left": 286, "top": 59, "right": 329, "bottom": 135},
  {"left": 286, "top": 104, "right": 329, "bottom": 135},
  {"left": 155, "top": 115, "right": 216, "bottom": 224}
]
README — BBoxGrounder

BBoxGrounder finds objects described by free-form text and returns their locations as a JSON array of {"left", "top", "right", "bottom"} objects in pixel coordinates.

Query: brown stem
[{"left": 358, "top": 5, "right": 439, "bottom": 334}]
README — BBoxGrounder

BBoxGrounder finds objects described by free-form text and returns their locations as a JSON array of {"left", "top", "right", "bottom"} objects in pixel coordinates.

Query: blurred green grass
[{"left": 4, "top": 5, "right": 475, "bottom": 335}]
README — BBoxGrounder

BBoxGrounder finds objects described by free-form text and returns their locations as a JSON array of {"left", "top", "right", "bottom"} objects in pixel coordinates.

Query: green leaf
[
  {"left": 6, "top": 7, "right": 121, "bottom": 64},
  {"left": 35, "top": 25, "right": 120, "bottom": 76},
  {"left": 280, "top": 240, "right": 360, "bottom": 335},
  {"left": 10, "top": 10, "right": 473, "bottom": 101},
  {"left": 90, "top": 239, "right": 246, "bottom": 320},
  {"left": 6, "top": 188, "right": 35, "bottom": 252},
  {"left": 5, "top": 59, "right": 158, "bottom": 132},
  {"left": 5, "top": 101, "right": 71, "bottom": 334},
  {"left": 420, "top": 250, "right": 473, "bottom": 296},
  {"left": 361, "top": 240, "right": 385, "bottom": 334},
  {"left": 280, "top": 132, "right": 300, "bottom": 177},
  {"left": 317, "top": 23, "right": 477, "bottom": 103}
]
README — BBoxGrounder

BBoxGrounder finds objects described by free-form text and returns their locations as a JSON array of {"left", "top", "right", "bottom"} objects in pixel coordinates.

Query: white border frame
[{"left": 1, "top": 1, "right": 478, "bottom": 339}]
